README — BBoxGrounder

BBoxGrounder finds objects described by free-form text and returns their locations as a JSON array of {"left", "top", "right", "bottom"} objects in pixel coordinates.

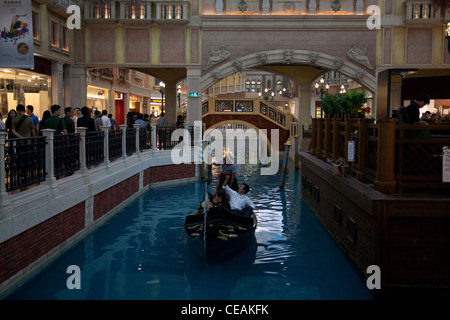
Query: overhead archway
[
  {"left": 204, "top": 120, "right": 276, "bottom": 164},
  {"left": 200, "top": 49, "right": 376, "bottom": 93}
]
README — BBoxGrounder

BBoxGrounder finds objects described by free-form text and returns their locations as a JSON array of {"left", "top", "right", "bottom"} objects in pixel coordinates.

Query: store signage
[
  {"left": 189, "top": 92, "right": 199, "bottom": 97},
  {"left": 129, "top": 94, "right": 138, "bottom": 102},
  {"left": 443, "top": 146, "right": 450, "bottom": 183},
  {"left": 0, "top": 1, "right": 34, "bottom": 68},
  {"left": 115, "top": 93, "right": 123, "bottom": 100}
]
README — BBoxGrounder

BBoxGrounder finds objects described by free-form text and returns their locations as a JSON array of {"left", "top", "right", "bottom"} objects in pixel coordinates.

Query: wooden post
[
  {"left": 310, "top": 118, "right": 317, "bottom": 156},
  {"left": 332, "top": 118, "right": 340, "bottom": 162},
  {"left": 323, "top": 118, "right": 331, "bottom": 160},
  {"left": 316, "top": 118, "right": 324, "bottom": 159},
  {"left": 374, "top": 119, "right": 397, "bottom": 194},
  {"left": 356, "top": 119, "right": 368, "bottom": 182}
]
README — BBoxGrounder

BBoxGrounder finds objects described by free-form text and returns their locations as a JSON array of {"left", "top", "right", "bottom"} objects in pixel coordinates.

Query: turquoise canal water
[{"left": 6, "top": 161, "right": 373, "bottom": 300}]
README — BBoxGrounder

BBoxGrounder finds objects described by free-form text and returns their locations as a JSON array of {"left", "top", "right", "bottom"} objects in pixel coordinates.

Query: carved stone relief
[
  {"left": 346, "top": 44, "right": 373, "bottom": 70},
  {"left": 204, "top": 46, "right": 231, "bottom": 71}
]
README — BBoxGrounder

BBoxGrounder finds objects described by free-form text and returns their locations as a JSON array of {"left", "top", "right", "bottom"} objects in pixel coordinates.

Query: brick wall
[
  {"left": 150, "top": 163, "right": 196, "bottom": 184},
  {"left": 0, "top": 202, "right": 85, "bottom": 284},
  {"left": 94, "top": 174, "right": 140, "bottom": 220},
  {"left": 0, "top": 162, "right": 197, "bottom": 292}
]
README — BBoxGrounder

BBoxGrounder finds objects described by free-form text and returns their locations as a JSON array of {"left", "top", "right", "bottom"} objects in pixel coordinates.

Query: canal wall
[
  {"left": 0, "top": 150, "right": 198, "bottom": 298},
  {"left": 299, "top": 152, "right": 450, "bottom": 298}
]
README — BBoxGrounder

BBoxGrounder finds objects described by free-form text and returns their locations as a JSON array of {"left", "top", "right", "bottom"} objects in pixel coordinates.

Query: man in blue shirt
[{"left": 26, "top": 105, "right": 39, "bottom": 131}]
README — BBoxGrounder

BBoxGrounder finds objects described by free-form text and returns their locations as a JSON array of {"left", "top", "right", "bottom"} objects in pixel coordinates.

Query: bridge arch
[
  {"left": 204, "top": 120, "right": 275, "bottom": 162},
  {"left": 200, "top": 49, "right": 377, "bottom": 93}
]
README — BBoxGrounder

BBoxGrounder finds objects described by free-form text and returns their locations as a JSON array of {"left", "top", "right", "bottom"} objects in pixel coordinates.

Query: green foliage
[
  {"left": 320, "top": 90, "right": 370, "bottom": 118},
  {"left": 320, "top": 92, "right": 345, "bottom": 118}
]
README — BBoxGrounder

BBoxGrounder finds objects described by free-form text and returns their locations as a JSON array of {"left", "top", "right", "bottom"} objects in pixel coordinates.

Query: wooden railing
[{"left": 309, "top": 118, "right": 450, "bottom": 194}]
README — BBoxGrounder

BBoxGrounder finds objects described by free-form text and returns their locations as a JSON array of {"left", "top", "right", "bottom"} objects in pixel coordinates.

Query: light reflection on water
[{"left": 6, "top": 160, "right": 373, "bottom": 300}]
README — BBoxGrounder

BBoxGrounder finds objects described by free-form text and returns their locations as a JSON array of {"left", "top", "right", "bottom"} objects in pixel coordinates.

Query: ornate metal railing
[
  {"left": 1, "top": 125, "right": 199, "bottom": 194},
  {"left": 4, "top": 137, "right": 47, "bottom": 192},
  {"left": 109, "top": 129, "right": 123, "bottom": 161},
  {"left": 85, "top": 131, "right": 104, "bottom": 168},
  {"left": 54, "top": 133, "right": 80, "bottom": 178},
  {"left": 126, "top": 128, "right": 136, "bottom": 155}
]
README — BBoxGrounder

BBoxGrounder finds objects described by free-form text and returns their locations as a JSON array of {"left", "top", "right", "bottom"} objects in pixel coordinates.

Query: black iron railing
[
  {"left": 4, "top": 137, "right": 47, "bottom": 192},
  {"left": 109, "top": 129, "right": 123, "bottom": 161},
  {"left": 2, "top": 125, "right": 199, "bottom": 193},
  {"left": 54, "top": 133, "right": 80, "bottom": 179},
  {"left": 85, "top": 131, "right": 104, "bottom": 168}
]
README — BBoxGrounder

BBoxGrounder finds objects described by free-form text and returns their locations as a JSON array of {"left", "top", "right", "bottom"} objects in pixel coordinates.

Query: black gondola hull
[{"left": 184, "top": 207, "right": 257, "bottom": 265}]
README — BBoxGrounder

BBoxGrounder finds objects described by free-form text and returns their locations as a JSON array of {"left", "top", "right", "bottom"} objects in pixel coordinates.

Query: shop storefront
[
  {"left": 129, "top": 94, "right": 140, "bottom": 113},
  {"left": 115, "top": 91, "right": 125, "bottom": 125},
  {"left": 150, "top": 97, "right": 164, "bottom": 116},
  {"left": 87, "top": 86, "right": 109, "bottom": 112},
  {"left": 0, "top": 67, "right": 51, "bottom": 120}
]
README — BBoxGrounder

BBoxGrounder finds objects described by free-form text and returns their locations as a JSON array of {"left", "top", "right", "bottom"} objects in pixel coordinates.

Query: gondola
[{"left": 184, "top": 206, "right": 257, "bottom": 266}]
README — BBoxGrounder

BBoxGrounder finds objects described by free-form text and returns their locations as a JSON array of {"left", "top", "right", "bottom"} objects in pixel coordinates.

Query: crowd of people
[
  {"left": 0, "top": 104, "right": 122, "bottom": 139},
  {"left": 1, "top": 106, "right": 187, "bottom": 154}
]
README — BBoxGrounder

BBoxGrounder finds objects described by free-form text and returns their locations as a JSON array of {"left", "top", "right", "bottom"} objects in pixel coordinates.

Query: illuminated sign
[{"left": 188, "top": 92, "right": 199, "bottom": 97}]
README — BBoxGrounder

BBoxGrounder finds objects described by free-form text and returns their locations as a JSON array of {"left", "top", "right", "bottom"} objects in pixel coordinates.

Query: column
[
  {"left": 64, "top": 64, "right": 72, "bottom": 108},
  {"left": 133, "top": 123, "right": 140, "bottom": 156},
  {"left": 101, "top": 126, "right": 111, "bottom": 167},
  {"left": 41, "top": 129, "right": 59, "bottom": 196},
  {"left": 77, "top": 127, "right": 89, "bottom": 176},
  {"left": 390, "top": 82, "right": 402, "bottom": 111},
  {"left": 70, "top": 65, "right": 88, "bottom": 109},
  {"left": 374, "top": 119, "right": 397, "bottom": 194},
  {"left": 119, "top": 124, "right": 127, "bottom": 160},
  {"left": 186, "top": 66, "right": 202, "bottom": 126},
  {"left": 298, "top": 83, "right": 312, "bottom": 129},
  {"left": 164, "top": 81, "right": 177, "bottom": 126},
  {"left": 51, "top": 61, "right": 64, "bottom": 106},
  {"left": 151, "top": 123, "right": 157, "bottom": 151}
]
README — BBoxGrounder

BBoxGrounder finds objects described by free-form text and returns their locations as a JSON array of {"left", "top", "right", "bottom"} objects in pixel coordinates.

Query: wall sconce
[{"left": 445, "top": 19, "right": 450, "bottom": 54}]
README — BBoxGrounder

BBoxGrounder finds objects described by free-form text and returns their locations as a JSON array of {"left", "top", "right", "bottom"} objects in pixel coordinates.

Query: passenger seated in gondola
[
  {"left": 222, "top": 176, "right": 255, "bottom": 217},
  {"left": 217, "top": 151, "right": 239, "bottom": 192},
  {"left": 207, "top": 189, "right": 231, "bottom": 211}
]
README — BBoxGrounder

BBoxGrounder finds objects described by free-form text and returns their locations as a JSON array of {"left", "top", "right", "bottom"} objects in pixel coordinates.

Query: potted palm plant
[{"left": 343, "top": 90, "right": 369, "bottom": 118}]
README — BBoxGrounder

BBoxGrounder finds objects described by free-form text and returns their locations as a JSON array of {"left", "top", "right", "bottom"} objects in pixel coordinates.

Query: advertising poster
[{"left": 0, "top": 0, "right": 34, "bottom": 68}]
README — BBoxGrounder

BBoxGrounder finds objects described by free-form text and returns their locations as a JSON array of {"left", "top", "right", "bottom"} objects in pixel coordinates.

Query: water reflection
[{"left": 6, "top": 161, "right": 372, "bottom": 300}]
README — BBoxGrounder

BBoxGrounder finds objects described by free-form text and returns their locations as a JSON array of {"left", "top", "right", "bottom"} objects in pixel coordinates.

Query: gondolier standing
[{"left": 218, "top": 151, "right": 239, "bottom": 191}]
